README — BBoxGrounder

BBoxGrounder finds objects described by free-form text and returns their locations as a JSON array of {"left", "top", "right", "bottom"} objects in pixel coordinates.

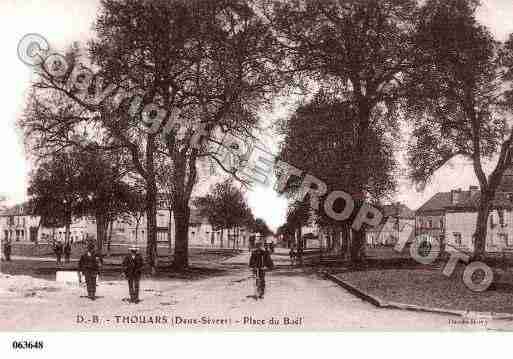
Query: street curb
[{"left": 321, "top": 270, "right": 513, "bottom": 320}]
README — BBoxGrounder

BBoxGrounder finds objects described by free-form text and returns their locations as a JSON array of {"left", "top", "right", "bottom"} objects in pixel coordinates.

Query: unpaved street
[{"left": 3, "top": 256, "right": 503, "bottom": 331}]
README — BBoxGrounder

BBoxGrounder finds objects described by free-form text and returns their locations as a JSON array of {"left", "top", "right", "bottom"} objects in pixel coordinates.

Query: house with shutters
[{"left": 415, "top": 181, "right": 513, "bottom": 252}]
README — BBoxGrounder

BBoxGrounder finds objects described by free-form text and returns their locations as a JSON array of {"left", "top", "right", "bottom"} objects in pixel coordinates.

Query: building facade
[
  {"left": 415, "top": 185, "right": 513, "bottom": 252},
  {"left": 0, "top": 201, "right": 253, "bottom": 250},
  {"left": 366, "top": 203, "right": 415, "bottom": 247}
]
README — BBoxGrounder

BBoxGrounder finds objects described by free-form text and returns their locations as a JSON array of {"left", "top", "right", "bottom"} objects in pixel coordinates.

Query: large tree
[
  {"left": 194, "top": 179, "right": 253, "bottom": 248},
  {"left": 24, "top": 0, "right": 287, "bottom": 270},
  {"left": 405, "top": 0, "right": 513, "bottom": 259},
  {"left": 267, "top": 0, "right": 418, "bottom": 261},
  {"left": 276, "top": 91, "right": 397, "bottom": 261},
  {"left": 27, "top": 151, "right": 83, "bottom": 243}
]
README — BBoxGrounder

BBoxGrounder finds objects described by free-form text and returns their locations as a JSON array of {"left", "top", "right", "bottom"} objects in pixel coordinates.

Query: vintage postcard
[{"left": 2, "top": 0, "right": 513, "bottom": 341}]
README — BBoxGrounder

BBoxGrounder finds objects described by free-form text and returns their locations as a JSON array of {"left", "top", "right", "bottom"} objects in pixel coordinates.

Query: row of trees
[
  {"left": 194, "top": 179, "right": 272, "bottom": 248},
  {"left": 21, "top": 0, "right": 513, "bottom": 269},
  {"left": 27, "top": 146, "right": 144, "bottom": 250},
  {"left": 21, "top": 0, "right": 288, "bottom": 270},
  {"left": 274, "top": 0, "right": 513, "bottom": 261}
]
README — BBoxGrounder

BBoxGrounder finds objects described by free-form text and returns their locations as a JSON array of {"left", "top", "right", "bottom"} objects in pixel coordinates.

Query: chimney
[
  {"left": 451, "top": 188, "right": 462, "bottom": 205},
  {"left": 469, "top": 185, "right": 479, "bottom": 198}
]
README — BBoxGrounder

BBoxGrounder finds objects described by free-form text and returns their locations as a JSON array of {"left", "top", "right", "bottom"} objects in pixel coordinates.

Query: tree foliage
[{"left": 405, "top": 0, "right": 513, "bottom": 257}]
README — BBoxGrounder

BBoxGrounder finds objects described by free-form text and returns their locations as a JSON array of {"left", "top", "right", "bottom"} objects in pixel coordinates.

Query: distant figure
[
  {"left": 54, "top": 241, "right": 63, "bottom": 264},
  {"left": 289, "top": 246, "right": 296, "bottom": 266},
  {"left": 269, "top": 242, "right": 275, "bottom": 254},
  {"left": 64, "top": 241, "right": 72, "bottom": 263},
  {"left": 78, "top": 244, "right": 100, "bottom": 300},
  {"left": 122, "top": 245, "right": 144, "bottom": 303},
  {"left": 3, "top": 240, "right": 12, "bottom": 261},
  {"left": 249, "top": 241, "right": 274, "bottom": 299}
]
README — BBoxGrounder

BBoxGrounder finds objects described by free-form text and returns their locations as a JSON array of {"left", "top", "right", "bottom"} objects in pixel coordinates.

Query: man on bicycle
[{"left": 249, "top": 241, "right": 274, "bottom": 299}]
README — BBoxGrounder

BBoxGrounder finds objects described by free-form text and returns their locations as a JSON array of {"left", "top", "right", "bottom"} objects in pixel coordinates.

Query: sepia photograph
[{"left": 2, "top": 0, "right": 513, "bottom": 345}]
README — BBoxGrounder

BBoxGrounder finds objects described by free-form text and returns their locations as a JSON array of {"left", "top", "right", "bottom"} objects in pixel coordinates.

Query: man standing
[
  {"left": 54, "top": 241, "right": 63, "bottom": 264},
  {"left": 3, "top": 240, "right": 11, "bottom": 261},
  {"left": 78, "top": 244, "right": 100, "bottom": 300},
  {"left": 64, "top": 241, "right": 72, "bottom": 263},
  {"left": 122, "top": 245, "right": 144, "bottom": 303},
  {"left": 249, "top": 241, "right": 274, "bottom": 299}
]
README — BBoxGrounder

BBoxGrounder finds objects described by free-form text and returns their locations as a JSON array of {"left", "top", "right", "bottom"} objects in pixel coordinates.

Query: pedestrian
[
  {"left": 3, "top": 240, "right": 12, "bottom": 261},
  {"left": 289, "top": 245, "right": 296, "bottom": 266},
  {"left": 78, "top": 244, "right": 100, "bottom": 300},
  {"left": 54, "top": 241, "right": 63, "bottom": 264},
  {"left": 64, "top": 241, "right": 72, "bottom": 263},
  {"left": 122, "top": 245, "right": 144, "bottom": 303},
  {"left": 249, "top": 241, "right": 274, "bottom": 299}
]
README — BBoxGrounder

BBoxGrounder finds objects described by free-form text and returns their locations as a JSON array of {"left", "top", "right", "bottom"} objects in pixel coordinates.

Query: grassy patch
[
  {"left": 335, "top": 267, "right": 513, "bottom": 313},
  {"left": 1, "top": 248, "right": 242, "bottom": 280}
]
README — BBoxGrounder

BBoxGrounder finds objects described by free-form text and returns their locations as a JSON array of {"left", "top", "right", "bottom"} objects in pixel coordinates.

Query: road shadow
[{"left": 153, "top": 266, "right": 231, "bottom": 281}]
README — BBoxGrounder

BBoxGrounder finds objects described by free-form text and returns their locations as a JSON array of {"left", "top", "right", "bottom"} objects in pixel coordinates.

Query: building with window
[
  {"left": 0, "top": 203, "right": 95, "bottom": 244},
  {"left": 0, "top": 200, "right": 252, "bottom": 249},
  {"left": 415, "top": 183, "right": 513, "bottom": 252},
  {"left": 366, "top": 203, "right": 415, "bottom": 247}
]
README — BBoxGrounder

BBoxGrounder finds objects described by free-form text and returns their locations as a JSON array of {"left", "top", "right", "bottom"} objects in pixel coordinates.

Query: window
[
  {"left": 499, "top": 209, "right": 506, "bottom": 227},
  {"left": 498, "top": 233, "right": 509, "bottom": 246},
  {"left": 428, "top": 219, "right": 433, "bottom": 228},
  {"left": 453, "top": 232, "right": 462, "bottom": 246},
  {"left": 29, "top": 227, "right": 38, "bottom": 242},
  {"left": 507, "top": 234, "right": 513, "bottom": 247}
]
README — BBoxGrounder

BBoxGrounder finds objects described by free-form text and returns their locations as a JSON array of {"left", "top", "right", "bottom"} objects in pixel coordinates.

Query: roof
[
  {"left": 416, "top": 192, "right": 454, "bottom": 213},
  {"left": 0, "top": 203, "right": 32, "bottom": 217},
  {"left": 379, "top": 203, "right": 415, "bottom": 219},
  {"left": 417, "top": 190, "right": 513, "bottom": 214}
]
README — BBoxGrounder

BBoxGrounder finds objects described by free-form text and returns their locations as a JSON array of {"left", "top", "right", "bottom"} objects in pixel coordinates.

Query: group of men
[
  {"left": 78, "top": 244, "right": 144, "bottom": 303},
  {"left": 2, "top": 237, "right": 276, "bottom": 302}
]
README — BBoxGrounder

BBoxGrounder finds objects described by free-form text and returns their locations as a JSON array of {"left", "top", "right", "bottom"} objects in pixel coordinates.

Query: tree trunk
[
  {"left": 350, "top": 228, "right": 365, "bottom": 263},
  {"left": 341, "top": 222, "right": 350, "bottom": 258},
  {"left": 146, "top": 183, "right": 158, "bottom": 272},
  {"left": 145, "top": 133, "right": 158, "bottom": 273},
  {"left": 297, "top": 225, "right": 303, "bottom": 266},
  {"left": 107, "top": 220, "right": 114, "bottom": 253},
  {"left": 473, "top": 191, "right": 491, "bottom": 260},
  {"left": 96, "top": 214, "right": 107, "bottom": 252},
  {"left": 65, "top": 216, "right": 71, "bottom": 245},
  {"left": 220, "top": 229, "right": 224, "bottom": 248},
  {"left": 168, "top": 209, "right": 173, "bottom": 255},
  {"left": 173, "top": 202, "right": 190, "bottom": 270},
  {"left": 135, "top": 217, "right": 140, "bottom": 243}
]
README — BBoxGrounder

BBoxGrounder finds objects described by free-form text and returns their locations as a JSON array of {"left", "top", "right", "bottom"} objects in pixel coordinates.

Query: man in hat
[
  {"left": 122, "top": 245, "right": 144, "bottom": 303},
  {"left": 3, "top": 239, "right": 12, "bottom": 261},
  {"left": 54, "top": 240, "right": 63, "bottom": 264},
  {"left": 249, "top": 241, "right": 274, "bottom": 299},
  {"left": 63, "top": 241, "right": 72, "bottom": 263},
  {"left": 78, "top": 244, "right": 100, "bottom": 300}
]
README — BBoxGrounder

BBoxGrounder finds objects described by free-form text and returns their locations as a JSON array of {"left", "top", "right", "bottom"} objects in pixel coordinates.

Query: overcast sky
[{"left": 1, "top": 0, "right": 513, "bottom": 230}]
